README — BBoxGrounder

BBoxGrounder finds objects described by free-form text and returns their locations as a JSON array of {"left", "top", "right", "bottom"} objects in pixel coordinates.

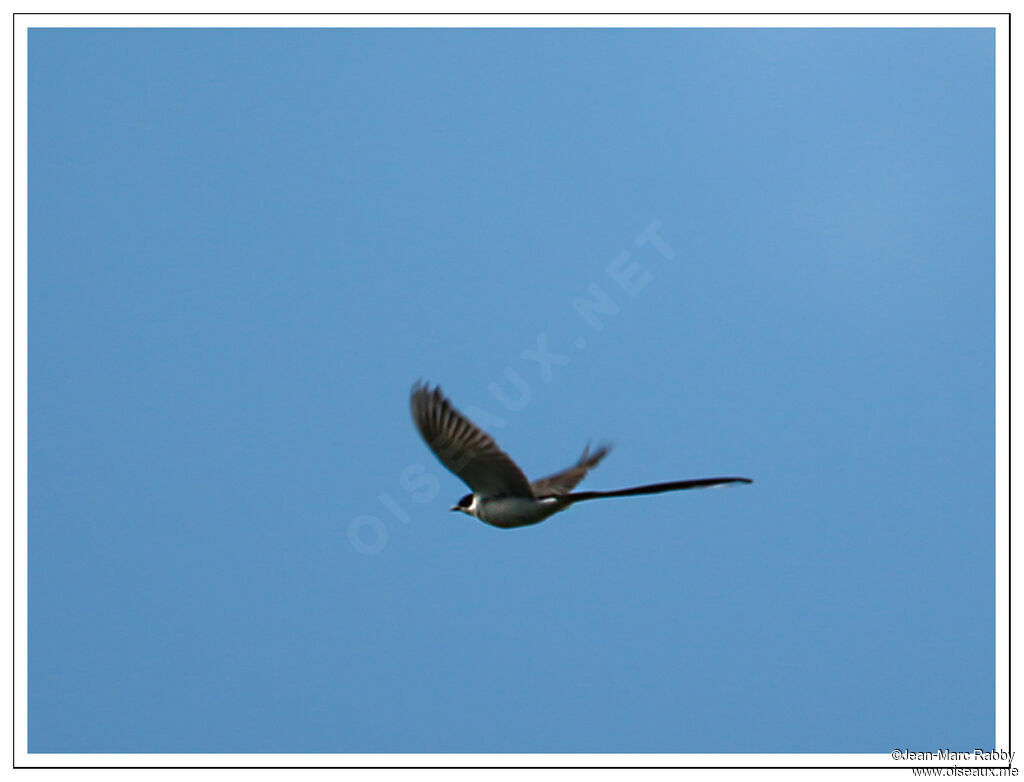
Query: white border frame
[{"left": 11, "top": 12, "right": 1011, "bottom": 770}]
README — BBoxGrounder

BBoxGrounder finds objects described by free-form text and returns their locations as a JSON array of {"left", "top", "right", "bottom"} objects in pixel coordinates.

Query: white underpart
[{"left": 473, "top": 495, "right": 564, "bottom": 528}]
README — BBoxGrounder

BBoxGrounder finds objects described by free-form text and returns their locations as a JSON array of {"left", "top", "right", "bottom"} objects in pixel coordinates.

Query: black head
[{"left": 450, "top": 493, "right": 474, "bottom": 513}]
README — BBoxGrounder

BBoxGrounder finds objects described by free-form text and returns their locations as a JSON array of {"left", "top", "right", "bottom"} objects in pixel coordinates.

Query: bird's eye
[{"left": 458, "top": 494, "right": 473, "bottom": 508}]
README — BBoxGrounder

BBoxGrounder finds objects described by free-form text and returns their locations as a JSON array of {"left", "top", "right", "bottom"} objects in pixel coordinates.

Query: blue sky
[{"left": 28, "top": 27, "right": 994, "bottom": 753}]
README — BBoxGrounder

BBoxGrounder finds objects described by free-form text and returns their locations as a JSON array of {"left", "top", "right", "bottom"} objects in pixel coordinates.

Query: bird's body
[
  {"left": 469, "top": 495, "right": 567, "bottom": 528},
  {"left": 410, "top": 381, "right": 751, "bottom": 528}
]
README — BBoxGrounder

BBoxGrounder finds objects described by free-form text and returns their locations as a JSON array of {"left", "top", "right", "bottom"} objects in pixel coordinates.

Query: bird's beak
[{"left": 449, "top": 505, "right": 459, "bottom": 512}]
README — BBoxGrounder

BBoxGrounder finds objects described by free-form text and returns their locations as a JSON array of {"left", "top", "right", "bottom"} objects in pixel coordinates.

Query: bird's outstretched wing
[
  {"left": 531, "top": 443, "right": 611, "bottom": 497},
  {"left": 410, "top": 382, "right": 534, "bottom": 499}
]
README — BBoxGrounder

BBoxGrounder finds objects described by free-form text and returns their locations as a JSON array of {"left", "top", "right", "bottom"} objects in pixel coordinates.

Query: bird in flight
[{"left": 410, "top": 382, "right": 752, "bottom": 528}]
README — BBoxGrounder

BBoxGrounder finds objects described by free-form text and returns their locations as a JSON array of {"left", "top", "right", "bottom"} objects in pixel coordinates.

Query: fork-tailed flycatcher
[{"left": 410, "top": 382, "right": 752, "bottom": 528}]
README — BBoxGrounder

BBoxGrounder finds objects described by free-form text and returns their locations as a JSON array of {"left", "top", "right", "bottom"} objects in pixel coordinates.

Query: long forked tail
[{"left": 563, "top": 477, "right": 752, "bottom": 503}]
